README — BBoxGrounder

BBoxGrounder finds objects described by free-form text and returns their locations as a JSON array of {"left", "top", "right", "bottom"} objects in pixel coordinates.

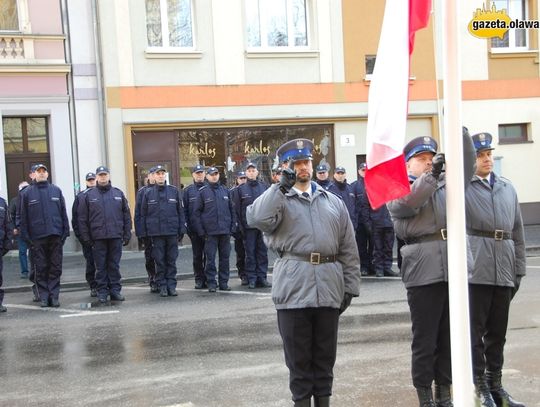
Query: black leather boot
[
  {"left": 486, "top": 370, "right": 526, "bottom": 407},
  {"left": 434, "top": 383, "right": 453, "bottom": 407},
  {"left": 474, "top": 375, "right": 497, "bottom": 407},
  {"left": 314, "top": 396, "right": 330, "bottom": 407},
  {"left": 293, "top": 398, "right": 311, "bottom": 407},
  {"left": 416, "top": 386, "right": 437, "bottom": 407}
]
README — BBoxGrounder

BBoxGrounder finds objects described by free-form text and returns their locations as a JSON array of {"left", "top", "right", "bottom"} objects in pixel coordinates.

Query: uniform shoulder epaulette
[
  {"left": 199, "top": 185, "right": 208, "bottom": 191},
  {"left": 137, "top": 185, "right": 147, "bottom": 193}
]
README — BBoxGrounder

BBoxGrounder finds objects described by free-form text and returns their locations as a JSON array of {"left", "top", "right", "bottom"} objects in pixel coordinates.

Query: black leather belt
[
  {"left": 468, "top": 229, "right": 512, "bottom": 241},
  {"left": 280, "top": 252, "right": 337, "bottom": 265},
  {"left": 404, "top": 229, "right": 447, "bottom": 244}
]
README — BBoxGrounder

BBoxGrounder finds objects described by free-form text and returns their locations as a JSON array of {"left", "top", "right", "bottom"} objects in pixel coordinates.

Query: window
[
  {"left": 365, "top": 55, "right": 376, "bottom": 78},
  {"left": 0, "top": 0, "right": 19, "bottom": 31},
  {"left": 491, "top": 0, "right": 528, "bottom": 50},
  {"left": 498, "top": 123, "right": 529, "bottom": 144},
  {"left": 145, "top": 0, "right": 193, "bottom": 48},
  {"left": 3, "top": 117, "right": 49, "bottom": 154},
  {"left": 246, "top": 0, "right": 308, "bottom": 49}
]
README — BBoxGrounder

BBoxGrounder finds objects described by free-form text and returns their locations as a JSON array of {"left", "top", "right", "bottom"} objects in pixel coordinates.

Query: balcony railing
[{"left": 0, "top": 35, "right": 25, "bottom": 59}]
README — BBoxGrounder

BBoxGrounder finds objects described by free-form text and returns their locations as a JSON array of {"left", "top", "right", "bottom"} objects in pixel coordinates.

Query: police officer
[
  {"left": 247, "top": 138, "right": 361, "bottom": 407},
  {"left": 20, "top": 164, "right": 69, "bottom": 308},
  {"left": 326, "top": 166, "right": 357, "bottom": 228},
  {"left": 0, "top": 192, "right": 12, "bottom": 313},
  {"left": 466, "top": 133, "right": 526, "bottom": 407},
  {"left": 271, "top": 167, "right": 283, "bottom": 184},
  {"left": 314, "top": 164, "right": 331, "bottom": 188},
  {"left": 230, "top": 170, "right": 248, "bottom": 285},
  {"left": 183, "top": 164, "right": 207, "bottom": 289},
  {"left": 72, "top": 172, "right": 97, "bottom": 297},
  {"left": 135, "top": 167, "right": 158, "bottom": 292},
  {"left": 192, "top": 167, "right": 236, "bottom": 292},
  {"left": 140, "top": 165, "right": 186, "bottom": 297},
  {"left": 351, "top": 163, "right": 374, "bottom": 275},
  {"left": 77, "top": 166, "right": 132, "bottom": 304},
  {"left": 387, "top": 129, "right": 476, "bottom": 407},
  {"left": 368, "top": 203, "right": 398, "bottom": 277},
  {"left": 234, "top": 162, "right": 270, "bottom": 289},
  {"left": 9, "top": 181, "right": 29, "bottom": 279}
]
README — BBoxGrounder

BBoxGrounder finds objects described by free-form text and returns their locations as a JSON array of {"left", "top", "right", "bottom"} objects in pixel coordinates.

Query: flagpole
[{"left": 438, "top": 0, "right": 475, "bottom": 405}]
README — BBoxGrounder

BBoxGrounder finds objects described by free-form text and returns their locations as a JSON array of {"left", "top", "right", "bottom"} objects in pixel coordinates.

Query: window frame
[
  {"left": 498, "top": 123, "right": 530, "bottom": 144},
  {"left": 0, "top": 0, "right": 20, "bottom": 32},
  {"left": 245, "top": 0, "right": 311, "bottom": 52},
  {"left": 145, "top": 0, "right": 196, "bottom": 52},
  {"left": 2, "top": 116, "right": 50, "bottom": 155},
  {"left": 490, "top": 0, "right": 530, "bottom": 53}
]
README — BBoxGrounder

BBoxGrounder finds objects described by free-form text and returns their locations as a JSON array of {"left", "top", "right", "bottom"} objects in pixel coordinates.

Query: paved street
[{"left": 1, "top": 257, "right": 539, "bottom": 406}]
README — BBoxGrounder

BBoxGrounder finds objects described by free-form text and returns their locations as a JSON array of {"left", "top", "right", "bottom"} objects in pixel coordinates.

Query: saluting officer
[
  {"left": 135, "top": 167, "right": 158, "bottom": 293},
  {"left": 466, "top": 132, "right": 526, "bottom": 407},
  {"left": 20, "top": 164, "right": 69, "bottom": 308},
  {"left": 192, "top": 167, "right": 236, "bottom": 292},
  {"left": 183, "top": 164, "right": 207, "bottom": 289},
  {"left": 234, "top": 162, "right": 270, "bottom": 289},
  {"left": 387, "top": 129, "right": 476, "bottom": 407},
  {"left": 139, "top": 165, "right": 186, "bottom": 297},
  {"left": 0, "top": 192, "right": 13, "bottom": 313},
  {"left": 72, "top": 172, "right": 97, "bottom": 297},
  {"left": 230, "top": 170, "right": 248, "bottom": 285},
  {"left": 77, "top": 166, "right": 132, "bottom": 304},
  {"left": 247, "top": 138, "right": 360, "bottom": 407}
]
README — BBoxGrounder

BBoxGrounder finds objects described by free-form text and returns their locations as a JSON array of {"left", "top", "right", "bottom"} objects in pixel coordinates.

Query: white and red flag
[{"left": 365, "top": 0, "right": 432, "bottom": 208}]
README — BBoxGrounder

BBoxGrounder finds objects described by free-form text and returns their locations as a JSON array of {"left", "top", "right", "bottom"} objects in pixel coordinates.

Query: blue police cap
[
  {"left": 335, "top": 166, "right": 346, "bottom": 173},
  {"left": 246, "top": 162, "right": 257, "bottom": 169},
  {"left": 315, "top": 164, "right": 328, "bottom": 172},
  {"left": 96, "top": 165, "right": 110, "bottom": 175},
  {"left": 471, "top": 132, "right": 494, "bottom": 153},
  {"left": 34, "top": 163, "right": 48, "bottom": 172},
  {"left": 276, "top": 138, "right": 314, "bottom": 163},
  {"left": 236, "top": 171, "right": 246, "bottom": 178},
  {"left": 404, "top": 137, "right": 438, "bottom": 162},
  {"left": 206, "top": 167, "right": 219, "bottom": 175},
  {"left": 85, "top": 172, "right": 96, "bottom": 180},
  {"left": 359, "top": 162, "right": 367, "bottom": 170},
  {"left": 192, "top": 164, "right": 204, "bottom": 173},
  {"left": 153, "top": 164, "right": 166, "bottom": 173}
]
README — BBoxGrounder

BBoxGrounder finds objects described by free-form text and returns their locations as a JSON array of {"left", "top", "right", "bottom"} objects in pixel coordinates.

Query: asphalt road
[{"left": 1, "top": 258, "right": 539, "bottom": 407}]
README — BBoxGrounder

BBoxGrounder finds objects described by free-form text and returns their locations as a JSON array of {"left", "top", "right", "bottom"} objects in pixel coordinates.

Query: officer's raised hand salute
[{"left": 247, "top": 138, "right": 360, "bottom": 407}]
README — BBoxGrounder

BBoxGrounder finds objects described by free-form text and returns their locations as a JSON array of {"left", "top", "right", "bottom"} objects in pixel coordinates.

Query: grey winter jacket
[
  {"left": 246, "top": 182, "right": 361, "bottom": 310},
  {"left": 465, "top": 173, "right": 526, "bottom": 287}
]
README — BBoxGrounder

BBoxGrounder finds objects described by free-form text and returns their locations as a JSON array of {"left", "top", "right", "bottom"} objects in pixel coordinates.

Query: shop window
[
  {"left": 498, "top": 123, "right": 529, "bottom": 144},
  {"left": 3, "top": 116, "right": 49, "bottom": 154},
  {"left": 0, "top": 0, "right": 19, "bottom": 31},
  {"left": 490, "top": 0, "right": 528, "bottom": 51},
  {"left": 145, "top": 0, "right": 194, "bottom": 48},
  {"left": 246, "top": 0, "right": 309, "bottom": 49}
]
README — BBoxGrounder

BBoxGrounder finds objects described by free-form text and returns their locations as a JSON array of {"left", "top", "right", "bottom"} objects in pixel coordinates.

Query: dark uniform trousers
[
  {"left": 0, "top": 257, "right": 4, "bottom": 304},
  {"left": 204, "top": 234, "right": 230, "bottom": 289},
  {"left": 243, "top": 229, "right": 268, "bottom": 284},
  {"left": 234, "top": 234, "right": 246, "bottom": 280},
  {"left": 372, "top": 227, "right": 395, "bottom": 274},
  {"left": 356, "top": 226, "right": 373, "bottom": 273},
  {"left": 93, "top": 238, "right": 123, "bottom": 297},
  {"left": 151, "top": 235, "right": 178, "bottom": 290},
  {"left": 82, "top": 243, "right": 96, "bottom": 289},
  {"left": 190, "top": 234, "right": 206, "bottom": 285},
  {"left": 469, "top": 284, "right": 512, "bottom": 376},
  {"left": 32, "top": 235, "right": 63, "bottom": 301},
  {"left": 407, "top": 282, "right": 452, "bottom": 388},
  {"left": 277, "top": 308, "right": 340, "bottom": 402},
  {"left": 28, "top": 245, "right": 38, "bottom": 300},
  {"left": 143, "top": 237, "right": 156, "bottom": 284}
]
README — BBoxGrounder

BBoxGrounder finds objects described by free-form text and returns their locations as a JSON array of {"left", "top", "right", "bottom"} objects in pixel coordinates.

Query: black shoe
[
  {"left": 240, "top": 277, "right": 249, "bottom": 286},
  {"left": 51, "top": 298, "right": 60, "bottom": 308},
  {"left": 160, "top": 287, "right": 169, "bottom": 297},
  {"left": 360, "top": 269, "right": 369, "bottom": 276},
  {"left": 0, "top": 305, "right": 6, "bottom": 312},
  {"left": 110, "top": 293, "right": 125, "bottom": 301},
  {"left": 90, "top": 288, "right": 97, "bottom": 297},
  {"left": 194, "top": 281, "right": 204, "bottom": 289},
  {"left": 150, "top": 283, "right": 159, "bottom": 293},
  {"left": 219, "top": 286, "right": 231, "bottom": 291},
  {"left": 375, "top": 270, "right": 384, "bottom": 277},
  {"left": 256, "top": 280, "right": 272, "bottom": 288},
  {"left": 20, "top": 273, "right": 29, "bottom": 279},
  {"left": 384, "top": 269, "right": 400, "bottom": 277},
  {"left": 40, "top": 299, "right": 49, "bottom": 308},
  {"left": 32, "top": 294, "right": 40, "bottom": 302},
  {"left": 248, "top": 282, "right": 256, "bottom": 289},
  {"left": 168, "top": 289, "right": 178, "bottom": 296},
  {"left": 208, "top": 287, "right": 217, "bottom": 293},
  {"left": 98, "top": 296, "right": 108, "bottom": 305}
]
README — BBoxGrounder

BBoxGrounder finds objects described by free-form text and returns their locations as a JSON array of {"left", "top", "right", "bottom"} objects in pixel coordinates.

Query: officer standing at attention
[
  {"left": 9, "top": 181, "right": 29, "bottom": 279},
  {"left": 234, "top": 162, "right": 270, "bottom": 289},
  {"left": 351, "top": 163, "right": 374, "bottom": 276},
  {"left": 314, "top": 164, "right": 331, "bottom": 188},
  {"left": 387, "top": 128, "right": 476, "bottom": 407},
  {"left": 140, "top": 165, "right": 186, "bottom": 297},
  {"left": 135, "top": 167, "right": 158, "bottom": 293},
  {"left": 192, "top": 167, "right": 236, "bottom": 292},
  {"left": 0, "top": 192, "right": 13, "bottom": 313},
  {"left": 466, "top": 132, "right": 526, "bottom": 407},
  {"left": 183, "top": 164, "right": 207, "bottom": 289},
  {"left": 20, "top": 164, "right": 69, "bottom": 308},
  {"left": 77, "top": 166, "right": 132, "bottom": 304},
  {"left": 327, "top": 166, "right": 357, "bottom": 228},
  {"left": 72, "top": 172, "right": 97, "bottom": 297},
  {"left": 247, "top": 139, "right": 361, "bottom": 407},
  {"left": 230, "top": 170, "right": 248, "bottom": 285}
]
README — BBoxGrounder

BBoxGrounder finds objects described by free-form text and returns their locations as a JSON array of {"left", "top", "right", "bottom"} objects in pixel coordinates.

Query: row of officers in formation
[{"left": 0, "top": 130, "right": 527, "bottom": 407}]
